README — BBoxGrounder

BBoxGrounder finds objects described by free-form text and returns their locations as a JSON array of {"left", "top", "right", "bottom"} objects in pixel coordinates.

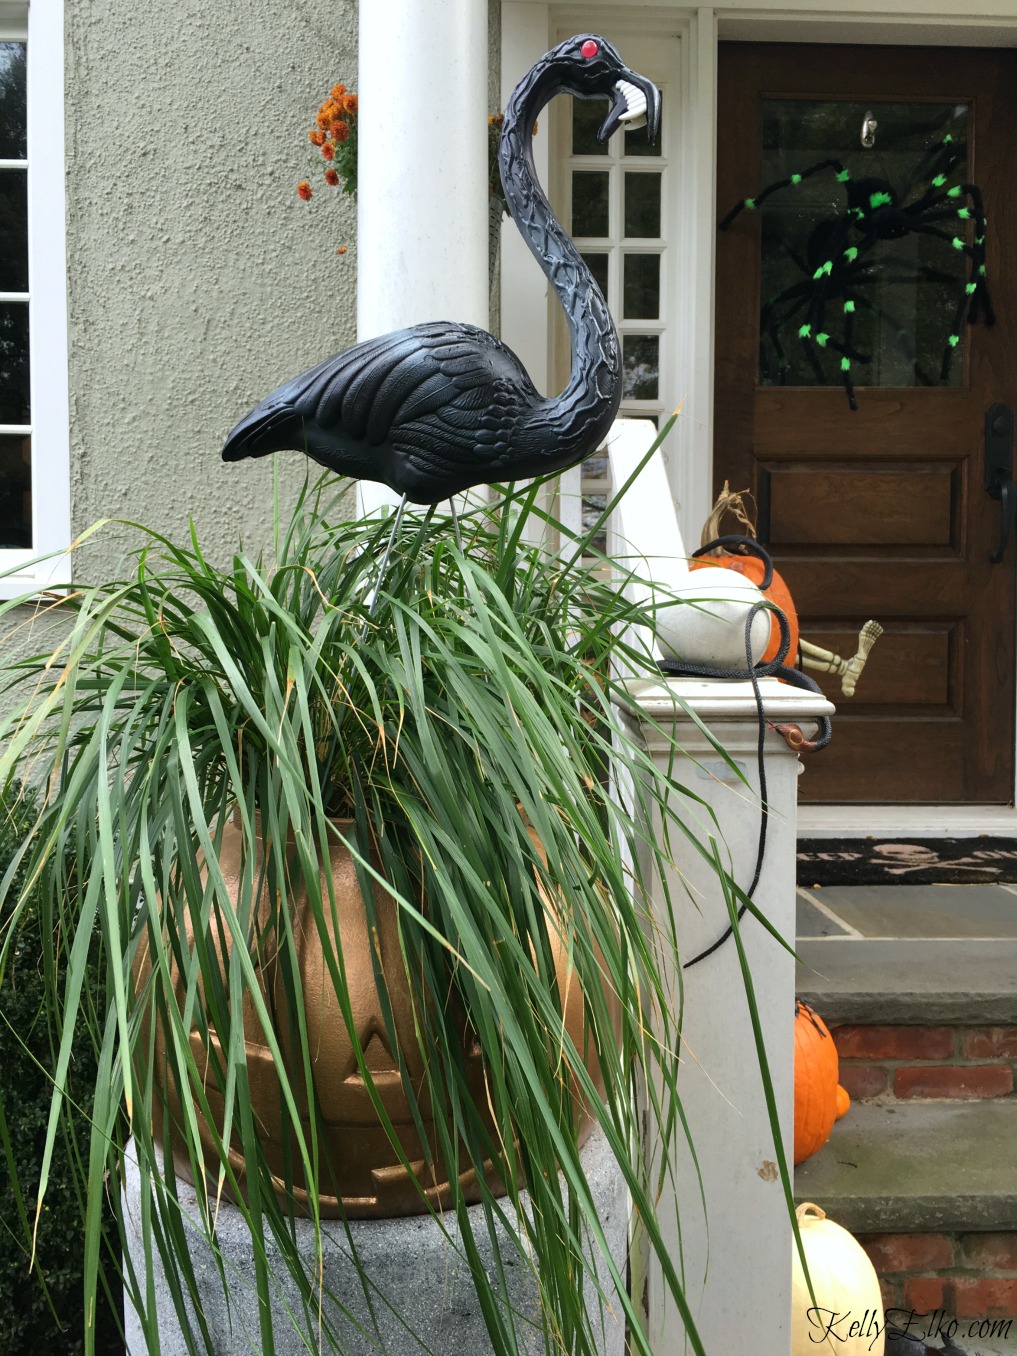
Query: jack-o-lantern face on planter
[
  {"left": 794, "top": 999, "right": 845, "bottom": 1165},
  {"left": 138, "top": 817, "right": 615, "bottom": 1219}
]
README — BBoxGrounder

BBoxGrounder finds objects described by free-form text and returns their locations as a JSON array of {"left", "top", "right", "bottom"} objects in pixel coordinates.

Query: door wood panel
[{"left": 715, "top": 43, "right": 1017, "bottom": 803}]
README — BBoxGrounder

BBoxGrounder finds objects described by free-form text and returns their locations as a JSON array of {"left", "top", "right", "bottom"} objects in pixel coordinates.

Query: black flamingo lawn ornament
[{"left": 221, "top": 36, "right": 660, "bottom": 532}]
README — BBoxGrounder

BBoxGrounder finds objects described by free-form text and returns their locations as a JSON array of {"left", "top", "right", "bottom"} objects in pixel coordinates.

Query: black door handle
[{"left": 985, "top": 403, "right": 1016, "bottom": 563}]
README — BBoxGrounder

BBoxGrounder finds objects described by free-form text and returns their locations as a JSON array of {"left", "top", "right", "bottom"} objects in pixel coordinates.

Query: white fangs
[{"left": 616, "top": 79, "right": 647, "bottom": 129}]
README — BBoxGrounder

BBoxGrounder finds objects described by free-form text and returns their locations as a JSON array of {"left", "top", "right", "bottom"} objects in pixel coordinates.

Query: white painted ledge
[{"left": 617, "top": 675, "right": 835, "bottom": 735}]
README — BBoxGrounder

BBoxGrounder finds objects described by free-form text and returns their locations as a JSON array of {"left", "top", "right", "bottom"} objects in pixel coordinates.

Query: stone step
[
  {"left": 796, "top": 939, "right": 1017, "bottom": 1027},
  {"left": 795, "top": 1100, "right": 1017, "bottom": 1233},
  {"left": 795, "top": 1100, "right": 1017, "bottom": 1323}
]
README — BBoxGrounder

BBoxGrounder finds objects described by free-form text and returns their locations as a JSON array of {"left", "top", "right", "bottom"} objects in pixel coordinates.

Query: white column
[
  {"left": 617, "top": 677, "right": 835, "bottom": 1356},
  {"left": 357, "top": 0, "right": 490, "bottom": 514}
]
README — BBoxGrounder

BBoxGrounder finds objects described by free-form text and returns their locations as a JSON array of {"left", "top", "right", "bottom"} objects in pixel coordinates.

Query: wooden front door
[{"left": 715, "top": 43, "right": 1017, "bottom": 804}]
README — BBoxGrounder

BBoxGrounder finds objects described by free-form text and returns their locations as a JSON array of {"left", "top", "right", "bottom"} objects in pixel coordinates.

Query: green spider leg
[{"left": 718, "top": 158, "right": 847, "bottom": 231}]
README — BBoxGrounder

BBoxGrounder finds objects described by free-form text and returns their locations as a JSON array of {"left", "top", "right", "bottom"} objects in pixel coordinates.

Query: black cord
[{"left": 657, "top": 591, "right": 831, "bottom": 969}]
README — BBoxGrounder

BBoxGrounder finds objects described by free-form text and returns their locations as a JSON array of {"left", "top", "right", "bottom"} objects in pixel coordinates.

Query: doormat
[{"left": 797, "top": 838, "right": 1017, "bottom": 886}]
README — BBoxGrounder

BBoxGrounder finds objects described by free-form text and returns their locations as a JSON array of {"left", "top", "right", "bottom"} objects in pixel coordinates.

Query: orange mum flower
[
  {"left": 309, "top": 129, "right": 325, "bottom": 146},
  {"left": 331, "top": 119, "right": 350, "bottom": 143},
  {"left": 316, "top": 109, "right": 331, "bottom": 130},
  {"left": 322, "top": 140, "right": 335, "bottom": 160},
  {"left": 331, "top": 84, "right": 346, "bottom": 99},
  {"left": 324, "top": 167, "right": 339, "bottom": 186},
  {"left": 296, "top": 180, "right": 313, "bottom": 201},
  {"left": 342, "top": 93, "right": 358, "bottom": 115}
]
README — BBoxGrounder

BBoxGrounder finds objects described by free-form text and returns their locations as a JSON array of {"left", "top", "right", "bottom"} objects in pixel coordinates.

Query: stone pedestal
[
  {"left": 124, "top": 1127, "right": 626, "bottom": 1356},
  {"left": 617, "top": 676, "right": 835, "bottom": 1356}
]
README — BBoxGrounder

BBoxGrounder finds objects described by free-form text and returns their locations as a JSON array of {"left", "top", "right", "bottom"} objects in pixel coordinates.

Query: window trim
[{"left": 0, "top": 1, "right": 71, "bottom": 598}]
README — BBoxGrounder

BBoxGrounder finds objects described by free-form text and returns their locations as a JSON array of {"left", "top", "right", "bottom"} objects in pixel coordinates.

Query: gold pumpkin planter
[{"left": 143, "top": 817, "right": 612, "bottom": 1218}]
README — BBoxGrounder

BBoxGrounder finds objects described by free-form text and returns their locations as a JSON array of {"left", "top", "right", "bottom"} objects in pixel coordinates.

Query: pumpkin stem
[
  {"left": 795, "top": 1201, "right": 827, "bottom": 1222},
  {"left": 795, "top": 997, "right": 829, "bottom": 1038},
  {"left": 700, "top": 480, "right": 758, "bottom": 549}
]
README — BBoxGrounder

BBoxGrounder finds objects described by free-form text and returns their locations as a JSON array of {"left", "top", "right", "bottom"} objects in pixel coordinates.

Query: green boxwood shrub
[{"left": 0, "top": 782, "right": 121, "bottom": 1356}]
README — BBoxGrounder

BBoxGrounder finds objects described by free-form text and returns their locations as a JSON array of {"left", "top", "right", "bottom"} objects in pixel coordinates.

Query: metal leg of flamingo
[
  {"left": 448, "top": 498, "right": 464, "bottom": 552},
  {"left": 365, "top": 492, "right": 409, "bottom": 622}
]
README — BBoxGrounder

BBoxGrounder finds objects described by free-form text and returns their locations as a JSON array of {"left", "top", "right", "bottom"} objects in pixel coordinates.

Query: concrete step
[
  {"left": 796, "top": 938, "right": 1017, "bottom": 1027},
  {"left": 795, "top": 1100, "right": 1017, "bottom": 1326},
  {"left": 795, "top": 1100, "right": 1017, "bottom": 1233}
]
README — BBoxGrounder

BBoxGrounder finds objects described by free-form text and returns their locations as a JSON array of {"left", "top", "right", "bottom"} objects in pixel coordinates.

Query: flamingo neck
[{"left": 499, "top": 62, "right": 621, "bottom": 454}]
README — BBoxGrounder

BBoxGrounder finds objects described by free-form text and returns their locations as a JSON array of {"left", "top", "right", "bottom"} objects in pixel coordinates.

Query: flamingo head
[{"left": 553, "top": 34, "right": 661, "bottom": 146}]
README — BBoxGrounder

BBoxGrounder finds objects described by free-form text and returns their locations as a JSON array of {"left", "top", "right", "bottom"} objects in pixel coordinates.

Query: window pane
[
  {"left": 581, "top": 251, "right": 609, "bottom": 298},
  {"left": 0, "top": 44, "right": 26, "bottom": 160},
  {"left": 0, "top": 302, "right": 30, "bottom": 421},
  {"left": 624, "top": 173, "right": 661, "bottom": 237},
  {"left": 0, "top": 432, "right": 30, "bottom": 547},
  {"left": 624, "top": 124, "right": 661, "bottom": 158},
  {"left": 623, "top": 335, "right": 659, "bottom": 400},
  {"left": 582, "top": 492, "right": 607, "bottom": 556},
  {"left": 572, "top": 171, "right": 609, "bottom": 237},
  {"left": 624, "top": 254, "right": 660, "bottom": 319},
  {"left": 0, "top": 170, "right": 28, "bottom": 291},
  {"left": 758, "top": 100, "right": 970, "bottom": 390},
  {"left": 572, "top": 98, "right": 604, "bottom": 155}
]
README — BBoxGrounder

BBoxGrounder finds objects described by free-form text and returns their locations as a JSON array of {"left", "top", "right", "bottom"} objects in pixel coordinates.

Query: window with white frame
[
  {"left": 0, "top": 37, "right": 29, "bottom": 550},
  {"left": 0, "top": 2, "right": 70, "bottom": 597},
  {"left": 550, "top": 32, "right": 677, "bottom": 556}
]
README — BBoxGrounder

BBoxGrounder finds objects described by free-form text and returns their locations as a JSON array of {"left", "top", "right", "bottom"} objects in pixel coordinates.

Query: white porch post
[
  {"left": 356, "top": 0, "right": 490, "bottom": 514},
  {"left": 617, "top": 678, "right": 834, "bottom": 1356}
]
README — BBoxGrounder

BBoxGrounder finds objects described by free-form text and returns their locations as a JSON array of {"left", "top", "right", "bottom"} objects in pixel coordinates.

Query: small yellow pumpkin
[{"left": 791, "top": 1203, "right": 885, "bottom": 1356}]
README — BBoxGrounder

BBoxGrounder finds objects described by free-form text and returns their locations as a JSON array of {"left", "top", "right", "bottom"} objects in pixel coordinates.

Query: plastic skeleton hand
[{"left": 799, "top": 620, "right": 884, "bottom": 697}]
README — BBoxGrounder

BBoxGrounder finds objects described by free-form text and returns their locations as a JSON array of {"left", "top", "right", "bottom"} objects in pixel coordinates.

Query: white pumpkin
[
  {"left": 655, "top": 566, "right": 772, "bottom": 669},
  {"left": 791, "top": 1203, "right": 885, "bottom": 1356}
]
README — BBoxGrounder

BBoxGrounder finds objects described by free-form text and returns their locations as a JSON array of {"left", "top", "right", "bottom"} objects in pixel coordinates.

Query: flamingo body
[{"left": 223, "top": 321, "right": 543, "bottom": 504}]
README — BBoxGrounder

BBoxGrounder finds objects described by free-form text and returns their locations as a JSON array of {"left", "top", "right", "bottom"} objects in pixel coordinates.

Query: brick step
[
  {"left": 795, "top": 1100, "right": 1017, "bottom": 1321},
  {"left": 833, "top": 1022, "right": 1017, "bottom": 1102},
  {"left": 796, "top": 936, "right": 1017, "bottom": 1105}
]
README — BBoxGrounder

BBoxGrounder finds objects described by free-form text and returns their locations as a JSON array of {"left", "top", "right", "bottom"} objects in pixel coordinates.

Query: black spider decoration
[{"left": 720, "top": 131, "right": 994, "bottom": 409}]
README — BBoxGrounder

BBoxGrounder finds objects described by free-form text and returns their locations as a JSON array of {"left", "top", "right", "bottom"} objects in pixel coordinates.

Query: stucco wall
[
  {"left": 3, "top": 2, "right": 503, "bottom": 727},
  {"left": 63, "top": 0, "right": 360, "bottom": 577}
]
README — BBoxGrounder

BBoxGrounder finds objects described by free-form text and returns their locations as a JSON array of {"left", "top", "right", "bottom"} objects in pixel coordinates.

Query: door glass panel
[
  {"left": 581, "top": 251, "right": 609, "bottom": 298},
  {"left": 623, "top": 334, "right": 659, "bottom": 400},
  {"left": 624, "top": 125, "right": 661, "bottom": 159},
  {"left": 624, "top": 172, "right": 661, "bottom": 237},
  {"left": 624, "top": 253, "right": 660, "bottom": 319},
  {"left": 572, "top": 99, "right": 604, "bottom": 156},
  {"left": 572, "top": 171, "right": 609, "bottom": 237},
  {"left": 758, "top": 101, "right": 971, "bottom": 392}
]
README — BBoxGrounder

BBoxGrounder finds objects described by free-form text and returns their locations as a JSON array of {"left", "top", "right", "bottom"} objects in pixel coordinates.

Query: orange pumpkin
[
  {"left": 836, "top": 1082, "right": 851, "bottom": 1120},
  {"left": 690, "top": 552, "right": 799, "bottom": 664},
  {"left": 794, "top": 998, "right": 841, "bottom": 1165}
]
